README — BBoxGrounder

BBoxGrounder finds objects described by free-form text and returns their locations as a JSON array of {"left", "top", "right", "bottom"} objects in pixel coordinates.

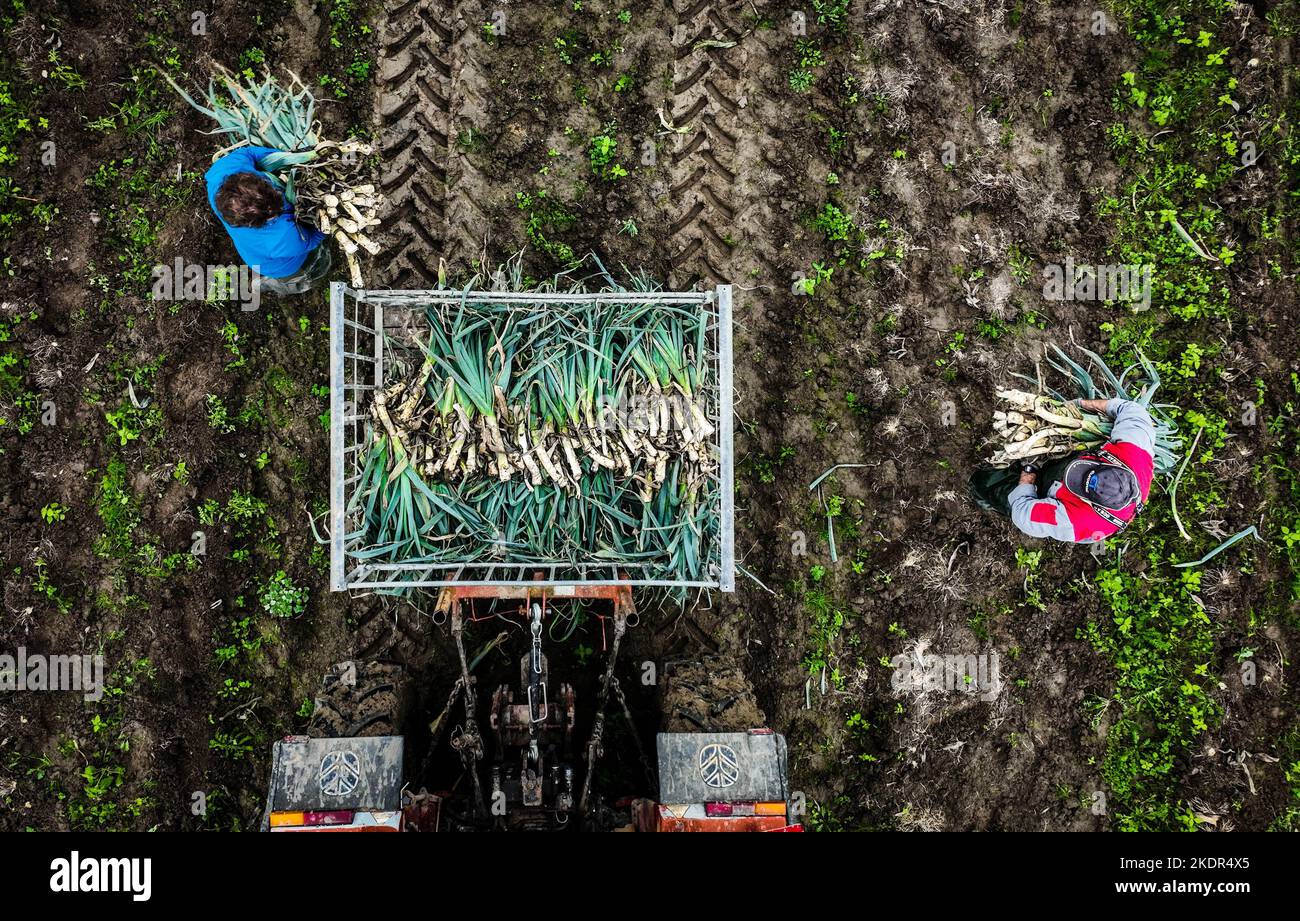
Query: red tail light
[{"left": 304, "top": 811, "right": 354, "bottom": 826}]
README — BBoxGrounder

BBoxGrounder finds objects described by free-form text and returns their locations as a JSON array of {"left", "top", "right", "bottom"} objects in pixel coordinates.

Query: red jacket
[{"left": 1008, "top": 398, "right": 1158, "bottom": 544}]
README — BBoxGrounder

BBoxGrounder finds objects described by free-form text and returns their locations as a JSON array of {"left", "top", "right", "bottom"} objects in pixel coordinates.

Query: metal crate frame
[{"left": 329, "top": 282, "right": 735, "bottom": 593}]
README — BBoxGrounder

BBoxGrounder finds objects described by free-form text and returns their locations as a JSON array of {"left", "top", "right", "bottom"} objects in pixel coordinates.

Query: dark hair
[{"left": 215, "top": 172, "right": 283, "bottom": 228}]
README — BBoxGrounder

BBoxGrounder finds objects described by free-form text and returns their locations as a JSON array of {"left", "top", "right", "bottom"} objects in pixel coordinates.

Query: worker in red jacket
[{"left": 1008, "top": 397, "right": 1155, "bottom": 543}]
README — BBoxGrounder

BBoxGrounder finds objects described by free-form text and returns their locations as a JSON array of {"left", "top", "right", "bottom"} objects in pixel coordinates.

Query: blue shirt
[{"left": 205, "top": 146, "right": 325, "bottom": 278}]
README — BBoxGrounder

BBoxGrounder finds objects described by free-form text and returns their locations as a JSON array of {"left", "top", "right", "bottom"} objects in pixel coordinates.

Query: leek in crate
[{"left": 338, "top": 261, "right": 730, "bottom": 593}]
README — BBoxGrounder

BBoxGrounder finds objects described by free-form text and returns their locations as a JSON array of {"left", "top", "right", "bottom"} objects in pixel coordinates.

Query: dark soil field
[{"left": 1, "top": 0, "right": 1298, "bottom": 834}]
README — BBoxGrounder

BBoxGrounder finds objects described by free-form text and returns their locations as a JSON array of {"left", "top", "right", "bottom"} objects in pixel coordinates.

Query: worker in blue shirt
[{"left": 205, "top": 146, "right": 331, "bottom": 295}]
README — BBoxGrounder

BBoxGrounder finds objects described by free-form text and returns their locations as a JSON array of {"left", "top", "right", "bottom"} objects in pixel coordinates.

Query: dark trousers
[
  {"left": 254, "top": 243, "right": 333, "bottom": 297},
  {"left": 970, "top": 455, "right": 1074, "bottom": 518}
]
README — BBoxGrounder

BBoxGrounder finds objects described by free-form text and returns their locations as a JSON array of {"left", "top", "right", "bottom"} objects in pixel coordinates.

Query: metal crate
[{"left": 328, "top": 282, "right": 735, "bottom": 593}]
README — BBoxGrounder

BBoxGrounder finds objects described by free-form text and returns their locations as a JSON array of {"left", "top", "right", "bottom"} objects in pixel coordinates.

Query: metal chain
[
  {"left": 578, "top": 611, "right": 627, "bottom": 816},
  {"left": 610, "top": 676, "right": 657, "bottom": 791},
  {"left": 451, "top": 610, "right": 488, "bottom": 817},
  {"left": 416, "top": 676, "right": 465, "bottom": 787}
]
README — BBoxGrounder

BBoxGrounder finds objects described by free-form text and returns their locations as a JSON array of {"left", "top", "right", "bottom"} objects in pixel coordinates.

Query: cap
[{"left": 1064, "top": 459, "right": 1139, "bottom": 511}]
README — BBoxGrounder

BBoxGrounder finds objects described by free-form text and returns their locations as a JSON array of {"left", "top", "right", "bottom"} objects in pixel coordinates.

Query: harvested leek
[
  {"left": 351, "top": 259, "right": 722, "bottom": 590},
  {"left": 986, "top": 344, "right": 1182, "bottom": 474}
]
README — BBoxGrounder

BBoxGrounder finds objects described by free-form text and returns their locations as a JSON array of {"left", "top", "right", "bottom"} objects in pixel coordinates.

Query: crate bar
[
  {"left": 373, "top": 297, "right": 384, "bottom": 390},
  {"left": 359, "top": 291, "right": 711, "bottom": 306},
  {"left": 328, "top": 282, "right": 347, "bottom": 591},
  {"left": 357, "top": 290, "right": 713, "bottom": 300},
  {"left": 343, "top": 558, "right": 714, "bottom": 591},
  {"left": 356, "top": 561, "right": 660, "bottom": 567},
  {"left": 717, "top": 285, "right": 736, "bottom": 592},
  {"left": 349, "top": 577, "right": 719, "bottom": 590}
]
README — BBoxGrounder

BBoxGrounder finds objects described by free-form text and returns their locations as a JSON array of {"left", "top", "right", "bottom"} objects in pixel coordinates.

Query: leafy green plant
[
  {"left": 812, "top": 0, "right": 851, "bottom": 28},
  {"left": 206, "top": 394, "right": 235, "bottom": 434},
  {"left": 588, "top": 123, "right": 627, "bottom": 179},
  {"left": 1081, "top": 566, "right": 1218, "bottom": 830},
  {"left": 517, "top": 190, "right": 577, "bottom": 265},
  {"left": 259, "top": 570, "right": 308, "bottom": 619},
  {"left": 802, "top": 587, "right": 845, "bottom": 677}
]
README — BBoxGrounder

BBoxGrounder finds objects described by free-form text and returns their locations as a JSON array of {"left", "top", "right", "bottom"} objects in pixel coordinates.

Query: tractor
[{"left": 262, "top": 582, "right": 799, "bottom": 832}]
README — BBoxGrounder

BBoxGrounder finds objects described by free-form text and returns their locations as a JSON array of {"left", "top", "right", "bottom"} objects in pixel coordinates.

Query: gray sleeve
[
  {"left": 1105, "top": 398, "right": 1156, "bottom": 455},
  {"left": 1008, "top": 483, "right": 1076, "bottom": 542}
]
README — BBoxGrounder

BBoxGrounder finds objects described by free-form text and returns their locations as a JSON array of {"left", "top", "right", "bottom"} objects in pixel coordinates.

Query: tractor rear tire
[
  {"left": 659, "top": 656, "right": 766, "bottom": 734},
  {"left": 308, "top": 661, "right": 412, "bottom": 738},
  {"left": 351, "top": 599, "right": 436, "bottom": 668}
]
